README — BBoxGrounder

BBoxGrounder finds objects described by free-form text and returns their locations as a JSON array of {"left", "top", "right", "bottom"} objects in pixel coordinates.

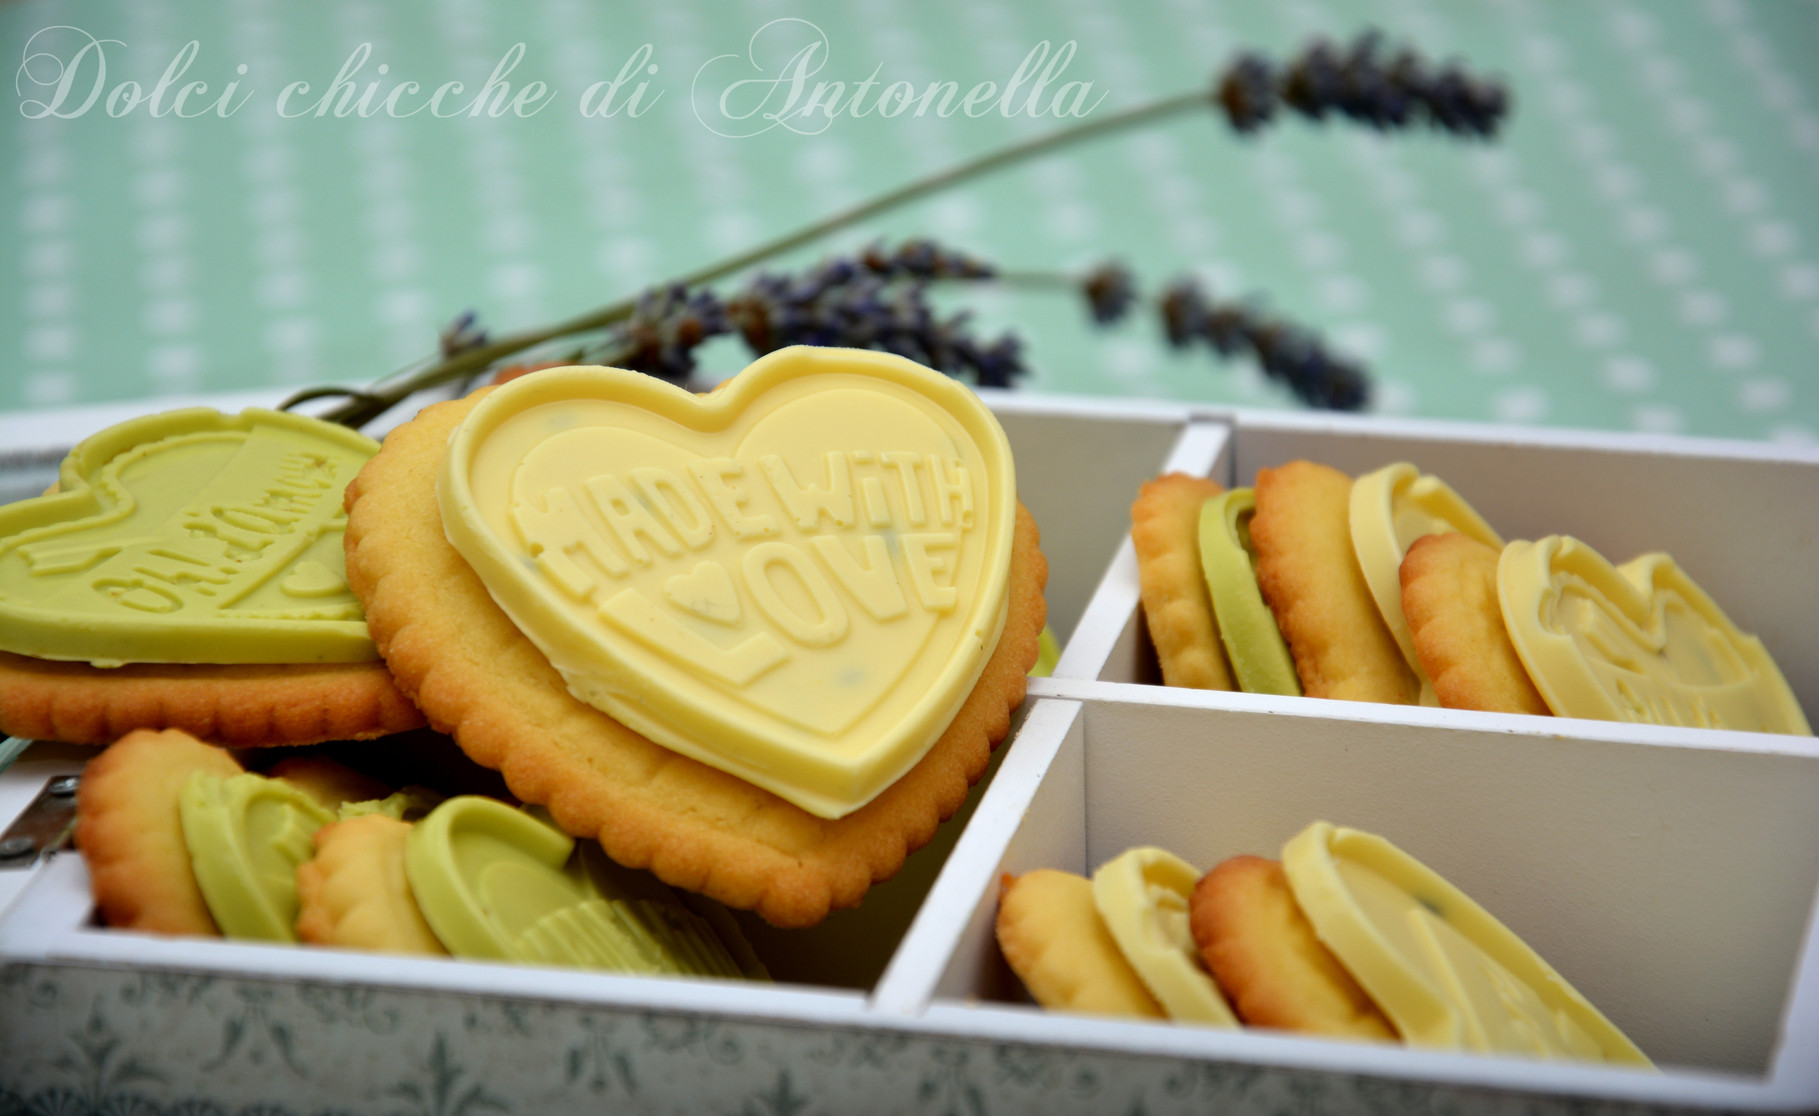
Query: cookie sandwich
[
  {"left": 0, "top": 407, "right": 424, "bottom": 746},
  {"left": 1128, "top": 461, "right": 1810, "bottom": 735},
  {"left": 343, "top": 346, "right": 1048, "bottom": 927}
]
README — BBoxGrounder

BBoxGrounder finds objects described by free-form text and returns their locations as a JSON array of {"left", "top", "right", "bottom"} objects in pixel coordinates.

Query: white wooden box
[{"left": 2, "top": 397, "right": 1816, "bottom": 1114}]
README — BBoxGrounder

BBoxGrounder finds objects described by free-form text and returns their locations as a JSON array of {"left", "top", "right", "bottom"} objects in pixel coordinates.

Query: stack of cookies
[
  {"left": 995, "top": 821, "right": 1654, "bottom": 1066},
  {"left": 0, "top": 407, "right": 425, "bottom": 747},
  {"left": 1130, "top": 462, "right": 1810, "bottom": 735},
  {"left": 0, "top": 346, "right": 1049, "bottom": 942},
  {"left": 77, "top": 726, "right": 767, "bottom": 976}
]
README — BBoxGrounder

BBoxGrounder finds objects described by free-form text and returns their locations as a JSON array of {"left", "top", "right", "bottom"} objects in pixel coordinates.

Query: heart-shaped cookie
[
  {"left": 438, "top": 348, "right": 1017, "bottom": 818},
  {"left": 1499, "top": 535, "right": 1809, "bottom": 734},
  {"left": 0, "top": 408, "right": 379, "bottom": 665}
]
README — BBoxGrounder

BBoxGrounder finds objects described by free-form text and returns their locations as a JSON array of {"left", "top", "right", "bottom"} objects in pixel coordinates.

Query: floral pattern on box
[{"left": 1, "top": 962, "right": 1708, "bottom": 1116}]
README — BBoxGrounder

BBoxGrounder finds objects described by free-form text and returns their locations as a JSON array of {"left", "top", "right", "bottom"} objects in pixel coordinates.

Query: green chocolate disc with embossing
[
  {"left": 405, "top": 795, "right": 761, "bottom": 976},
  {"left": 180, "top": 770, "right": 336, "bottom": 942},
  {"left": 0, "top": 407, "right": 380, "bottom": 666},
  {"left": 405, "top": 795, "right": 583, "bottom": 961}
]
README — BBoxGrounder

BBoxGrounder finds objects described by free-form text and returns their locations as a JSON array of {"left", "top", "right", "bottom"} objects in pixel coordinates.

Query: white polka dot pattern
[{"left": 0, "top": 0, "right": 1814, "bottom": 442}]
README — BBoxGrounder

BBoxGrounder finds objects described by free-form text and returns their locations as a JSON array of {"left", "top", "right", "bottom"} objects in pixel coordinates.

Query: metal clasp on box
[{"left": 0, "top": 771, "right": 79, "bottom": 870}]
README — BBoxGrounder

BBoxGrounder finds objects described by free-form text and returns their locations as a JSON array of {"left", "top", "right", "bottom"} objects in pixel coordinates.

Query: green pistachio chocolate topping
[
  {"left": 1198, "top": 488, "right": 1302, "bottom": 697},
  {"left": 0, "top": 407, "right": 380, "bottom": 666},
  {"left": 404, "top": 795, "right": 757, "bottom": 977},
  {"left": 180, "top": 770, "right": 336, "bottom": 942}
]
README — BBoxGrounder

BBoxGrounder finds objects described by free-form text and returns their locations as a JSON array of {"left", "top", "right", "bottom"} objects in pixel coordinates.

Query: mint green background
[{"left": 4, "top": 0, "right": 1817, "bottom": 441}]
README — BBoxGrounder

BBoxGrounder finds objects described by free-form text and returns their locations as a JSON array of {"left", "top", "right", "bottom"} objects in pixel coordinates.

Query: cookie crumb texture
[{"left": 0, "top": 651, "right": 425, "bottom": 746}]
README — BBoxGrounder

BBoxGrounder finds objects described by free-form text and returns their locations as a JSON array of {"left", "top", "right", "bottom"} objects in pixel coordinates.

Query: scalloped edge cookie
[
  {"left": 1400, "top": 532, "right": 1551, "bottom": 716},
  {"left": 343, "top": 389, "right": 1047, "bottom": 928},
  {"left": 1130, "top": 473, "right": 1235, "bottom": 691},
  {"left": 0, "top": 651, "right": 425, "bottom": 746},
  {"left": 1251, "top": 461, "right": 1418, "bottom": 705},
  {"left": 295, "top": 813, "right": 449, "bottom": 955},
  {"left": 73, "top": 727, "right": 244, "bottom": 936}
]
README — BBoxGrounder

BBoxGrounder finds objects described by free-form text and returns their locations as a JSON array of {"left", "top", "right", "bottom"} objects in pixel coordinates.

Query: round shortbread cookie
[
  {"left": 1130, "top": 473, "right": 1235, "bottom": 691},
  {"left": 74, "top": 728, "right": 244, "bottom": 936},
  {"left": 1400, "top": 533, "right": 1551, "bottom": 716},
  {"left": 1251, "top": 461, "right": 1418, "bottom": 705},
  {"left": 1189, "top": 855, "right": 1396, "bottom": 1041},
  {"left": 996, "top": 869, "right": 1164, "bottom": 1019},
  {"left": 2, "top": 434, "right": 421, "bottom": 748},
  {"left": 342, "top": 389, "right": 1047, "bottom": 928}
]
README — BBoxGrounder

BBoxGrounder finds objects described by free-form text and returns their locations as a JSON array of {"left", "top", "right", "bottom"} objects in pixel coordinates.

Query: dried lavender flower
[
  {"left": 1083, "top": 260, "right": 1138, "bottom": 324},
  {"left": 1422, "top": 57, "right": 1509, "bottom": 138},
  {"left": 861, "top": 238, "right": 997, "bottom": 280},
  {"left": 605, "top": 284, "right": 733, "bottom": 383},
  {"left": 1160, "top": 278, "right": 1369, "bottom": 411},
  {"left": 728, "top": 251, "right": 1023, "bottom": 387},
  {"left": 438, "top": 310, "right": 488, "bottom": 359},
  {"left": 1217, "top": 55, "right": 1278, "bottom": 134},
  {"left": 957, "top": 333, "right": 1026, "bottom": 389},
  {"left": 1280, "top": 39, "right": 1348, "bottom": 123},
  {"left": 1218, "top": 30, "right": 1508, "bottom": 139}
]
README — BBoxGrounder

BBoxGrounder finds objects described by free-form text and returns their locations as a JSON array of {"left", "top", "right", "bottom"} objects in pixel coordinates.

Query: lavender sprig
[
  {"left": 728, "top": 253, "right": 1025, "bottom": 387},
  {"left": 1160, "top": 278, "right": 1370, "bottom": 411},
  {"left": 500, "top": 245, "right": 1374, "bottom": 409},
  {"left": 284, "top": 31, "right": 1501, "bottom": 428},
  {"left": 1220, "top": 30, "right": 1508, "bottom": 137},
  {"left": 604, "top": 284, "right": 733, "bottom": 384}
]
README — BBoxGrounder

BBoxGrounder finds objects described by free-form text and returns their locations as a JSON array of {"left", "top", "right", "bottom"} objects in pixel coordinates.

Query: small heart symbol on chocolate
[
  {"left": 282, "top": 559, "right": 350, "bottom": 599},
  {"left": 0, "top": 408, "right": 380, "bottom": 665},
  {"left": 1499, "top": 535, "right": 1809, "bottom": 735},
  {"left": 664, "top": 561, "right": 741, "bottom": 625},
  {"left": 439, "top": 347, "right": 1018, "bottom": 817}
]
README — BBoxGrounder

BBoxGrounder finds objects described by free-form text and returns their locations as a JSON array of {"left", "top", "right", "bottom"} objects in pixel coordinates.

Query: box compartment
[
  {"left": 980, "top": 391, "right": 1196, "bottom": 647},
  {"left": 912, "top": 694, "right": 1819, "bottom": 1111},
  {"left": 1057, "top": 409, "right": 1819, "bottom": 726}
]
